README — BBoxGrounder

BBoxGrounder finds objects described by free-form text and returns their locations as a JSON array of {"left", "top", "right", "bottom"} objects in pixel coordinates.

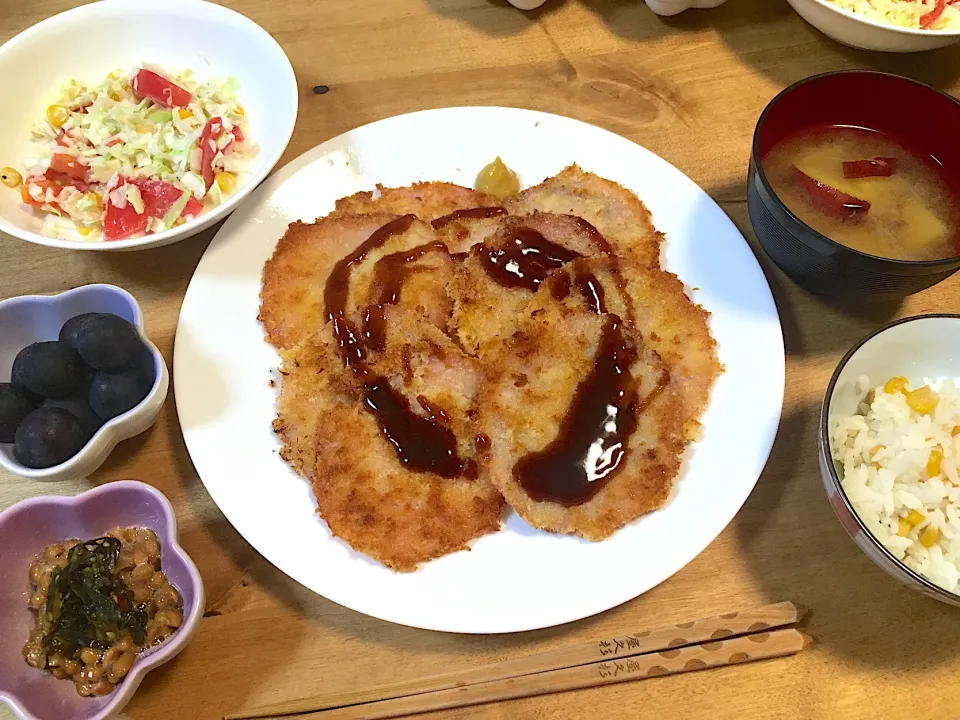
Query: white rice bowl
[{"left": 832, "top": 375, "right": 960, "bottom": 593}]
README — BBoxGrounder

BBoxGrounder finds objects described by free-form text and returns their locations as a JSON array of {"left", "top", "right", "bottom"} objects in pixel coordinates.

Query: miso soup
[{"left": 763, "top": 126, "right": 960, "bottom": 261}]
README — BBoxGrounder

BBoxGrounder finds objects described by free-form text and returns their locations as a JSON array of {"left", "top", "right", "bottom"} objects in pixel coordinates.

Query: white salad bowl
[
  {"left": 787, "top": 0, "right": 960, "bottom": 52},
  {"left": 0, "top": 0, "right": 298, "bottom": 251}
]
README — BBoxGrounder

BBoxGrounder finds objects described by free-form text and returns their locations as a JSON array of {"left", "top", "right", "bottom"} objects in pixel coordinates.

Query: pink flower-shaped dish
[{"left": 0, "top": 481, "right": 204, "bottom": 720}]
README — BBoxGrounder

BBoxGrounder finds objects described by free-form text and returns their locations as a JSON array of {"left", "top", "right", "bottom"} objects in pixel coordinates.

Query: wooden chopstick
[
  {"left": 225, "top": 601, "right": 806, "bottom": 720},
  {"left": 295, "top": 628, "right": 812, "bottom": 720}
]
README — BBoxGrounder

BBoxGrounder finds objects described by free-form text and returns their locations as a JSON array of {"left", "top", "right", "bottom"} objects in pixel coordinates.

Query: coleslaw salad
[{"left": 5, "top": 65, "right": 256, "bottom": 241}]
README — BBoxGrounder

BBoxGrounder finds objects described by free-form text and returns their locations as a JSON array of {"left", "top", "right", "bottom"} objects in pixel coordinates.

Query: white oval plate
[{"left": 175, "top": 107, "right": 784, "bottom": 634}]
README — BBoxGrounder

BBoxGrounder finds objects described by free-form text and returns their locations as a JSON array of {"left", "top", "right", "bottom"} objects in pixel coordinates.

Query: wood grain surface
[{"left": 2, "top": 1, "right": 959, "bottom": 718}]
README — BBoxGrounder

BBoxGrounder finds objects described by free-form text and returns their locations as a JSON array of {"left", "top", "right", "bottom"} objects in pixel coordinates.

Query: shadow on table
[
  {"left": 425, "top": 0, "right": 960, "bottom": 89},
  {"left": 423, "top": 0, "right": 562, "bottom": 36},
  {"left": 734, "top": 403, "right": 960, "bottom": 670}
]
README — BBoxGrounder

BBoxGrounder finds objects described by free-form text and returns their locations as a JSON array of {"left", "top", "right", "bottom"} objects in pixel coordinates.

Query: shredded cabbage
[
  {"left": 828, "top": 0, "right": 960, "bottom": 30},
  {"left": 16, "top": 65, "right": 257, "bottom": 242}
]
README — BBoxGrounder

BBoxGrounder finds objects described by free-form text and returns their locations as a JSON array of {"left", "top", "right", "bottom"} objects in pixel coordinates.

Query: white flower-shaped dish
[{"left": 0, "top": 285, "right": 169, "bottom": 481}]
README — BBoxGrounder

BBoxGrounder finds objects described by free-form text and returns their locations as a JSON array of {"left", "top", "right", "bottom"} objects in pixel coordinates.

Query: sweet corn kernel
[
  {"left": 177, "top": 109, "right": 192, "bottom": 120},
  {"left": 79, "top": 192, "right": 101, "bottom": 211},
  {"left": 46, "top": 104, "right": 70, "bottom": 129},
  {"left": 898, "top": 518, "right": 912, "bottom": 537},
  {"left": 215, "top": 171, "right": 237, "bottom": 195},
  {"left": 928, "top": 447, "right": 944, "bottom": 478},
  {"left": 885, "top": 376, "right": 909, "bottom": 395},
  {"left": 920, "top": 525, "right": 940, "bottom": 549},
  {"left": 907, "top": 386, "right": 940, "bottom": 415},
  {"left": 77, "top": 226, "right": 93, "bottom": 237},
  {"left": 906, "top": 509, "right": 925, "bottom": 526},
  {"left": 0, "top": 167, "right": 22, "bottom": 188}
]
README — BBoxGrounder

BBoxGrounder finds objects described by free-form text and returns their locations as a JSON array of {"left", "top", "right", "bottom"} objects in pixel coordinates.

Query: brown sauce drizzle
[
  {"left": 475, "top": 433, "right": 491, "bottom": 455},
  {"left": 571, "top": 216, "right": 614, "bottom": 254},
  {"left": 478, "top": 227, "right": 582, "bottom": 291},
  {"left": 549, "top": 267, "right": 606, "bottom": 314},
  {"left": 431, "top": 206, "right": 507, "bottom": 229},
  {"left": 323, "top": 215, "right": 471, "bottom": 478},
  {"left": 514, "top": 315, "right": 639, "bottom": 506},
  {"left": 324, "top": 214, "right": 417, "bottom": 328},
  {"left": 363, "top": 241, "right": 447, "bottom": 352},
  {"left": 550, "top": 273, "right": 572, "bottom": 301},
  {"left": 574, "top": 268, "right": 607, "bottom": 315},
  {"left": 364, "top": 381, "right": 465, "bottom": 478}
]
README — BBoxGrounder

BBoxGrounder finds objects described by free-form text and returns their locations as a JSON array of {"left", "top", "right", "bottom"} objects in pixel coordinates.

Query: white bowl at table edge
[
  {"left": 820, "top": 313, "right": 960, "bottom": 607},
  {"left": 787, "top": 0, "right": 960, "bottom": 52}
]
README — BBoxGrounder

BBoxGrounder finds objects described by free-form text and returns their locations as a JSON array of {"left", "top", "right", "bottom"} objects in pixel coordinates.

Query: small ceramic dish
[
  {"left": 0, "top": 0, "right": 298, "bottom": 251},
  {"left": 787, "top": 0, "right": 960, "bottom": 53},
  {"left": 0, "top": 481, "right": 204, "bottom": 720},
  {"left": 748, "top": 71, "right": 960, "bottom": 299},
  {"left": 0, "top": 285, "right": 169, "bottom": 481},
  {"left": 820, "top": 314, "right": 960, "bottom": 607}
]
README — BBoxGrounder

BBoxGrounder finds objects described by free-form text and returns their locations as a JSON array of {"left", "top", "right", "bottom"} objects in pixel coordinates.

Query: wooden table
[{"left": 3, "top": 1, "right": 960, "bottom": 718}]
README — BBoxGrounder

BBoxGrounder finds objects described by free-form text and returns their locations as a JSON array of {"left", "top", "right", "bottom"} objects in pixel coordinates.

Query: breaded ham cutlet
[
  {"left": 260, "top": 213, "right": 395, "bottom": 350},
  {"left": 260, "top": 182, "right": 494, "bottom": 350},
  {"left": 506, "top": 164, "right": 664, "bottom": 268},
  {"left": 310, "top": 312, "right": 504, "bottom": 572},
  {"left": 624, "top": 266, "right": 721, "bottom": 441},
  {"left": 264, "top": 164, "right": 722, "bottom": 567},
  {"left": 478, "top": 258, "right": 686, "bottom": 540},
  {"left": 449, "top": 213, "right": 612, "bottom": 355},
  {"left": 335, "top": 182, "right": 496, "bottom": 220}
]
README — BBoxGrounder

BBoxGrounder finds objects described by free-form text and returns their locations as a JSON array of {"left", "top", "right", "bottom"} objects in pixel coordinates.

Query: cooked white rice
[
  {"left": 831, "top": 375, "right": 960, "bottom": 593},
  {"left": 828, "top": 0, "right": 960, "bottom": 30}
]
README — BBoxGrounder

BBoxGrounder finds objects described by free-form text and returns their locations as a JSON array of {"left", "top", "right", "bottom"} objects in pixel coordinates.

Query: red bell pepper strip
[
  {"left": 842, "top": 157, "right": 898, "bottom": 179},
  {"left": 131, "top": 69, "right": 192, "bottom": 108},
  {"left": 48, "top": 153, "right": 87, "bottom": 181},
  {"left": 103, "top": 187, "right": 149, "bottom": 241},
  {"left": 221, "top": 125, "right": 244, "bottom": 156},
  {"left": 921, "top": 0, "right": 947, "bottom": 28},
  {"left": 793, "top": 167, "right": 871, "bottom": 219},
  {"left": 199, "top": 117, "right": 224, "bottom": 190}
]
